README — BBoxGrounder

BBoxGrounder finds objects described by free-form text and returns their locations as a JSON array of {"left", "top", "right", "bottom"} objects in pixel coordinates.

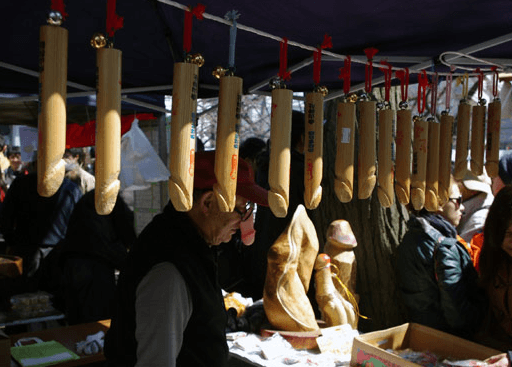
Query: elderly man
[{"left": 105, "top": 150, "right": 268, "bottom": 367}]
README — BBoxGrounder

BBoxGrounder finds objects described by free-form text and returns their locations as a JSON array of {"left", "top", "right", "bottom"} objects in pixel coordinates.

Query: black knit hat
[{"left": 498, "top": 152, "right": 512, "bottom": 185}]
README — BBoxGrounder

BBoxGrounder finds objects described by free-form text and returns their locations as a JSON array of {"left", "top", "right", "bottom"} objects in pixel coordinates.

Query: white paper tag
[{"left": 341, "top": 127, "right": 351, "bottom": 144}]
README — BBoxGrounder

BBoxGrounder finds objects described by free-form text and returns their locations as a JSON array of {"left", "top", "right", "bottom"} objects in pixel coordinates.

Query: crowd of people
[
  {"left": 397, "top": 152, "right": 512, "bottom": 351},
  {"left": 2, "top": 121, "right": 512, "bottom": 366}
]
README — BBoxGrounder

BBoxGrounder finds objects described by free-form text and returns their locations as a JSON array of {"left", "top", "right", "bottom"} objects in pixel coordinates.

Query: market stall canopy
[{"left": 2, "top": 0, "right": 512, "bottom": 117}]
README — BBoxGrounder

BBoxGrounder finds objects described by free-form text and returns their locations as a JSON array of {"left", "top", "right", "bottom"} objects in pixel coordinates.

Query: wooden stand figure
[
  {"left": 425, "top": 118, "right": 440, "bottom": 212},
  {"left": 304, "top": 91, "right": 323, "bottom": 209},
  {"left": 37, "top": 23, "right": 68, "bottom": 197},
  {"left": 411, "top": 117, "right": 428, "bottom": 211},
  {"left": 395, "top": 108, "right": 412, "bottom": 205},
  {"left": 95, "top": 47, "right": 122, "bottom": 215},
  {"left": 323, "top": 219, "right": 358, "bottom": 303},
  {"left": 358, "top": 100, "right": 377, "bottom": 199},
  {"left": 214, "top": 75, "right": 243, "bottom": 212},
  {"left": 377, "top": 108, "right": 394, "bottom": 207},
  {"left": 334, "top": 100, "right": 356, "bottom": 203},
  {"left": 169, "top": 61, "right": 200, "bottom": 211},
  {"left": 269, "top": 88, "right": 292, "bottom": 217},
  {"left": 314, "top": 254, "right": 357, "bottom": 329}
]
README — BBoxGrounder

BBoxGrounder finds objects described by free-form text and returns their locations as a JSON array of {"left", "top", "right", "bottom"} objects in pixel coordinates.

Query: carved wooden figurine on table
[{"left": 263, "top": 205, "right": 319, "bottom": 332}]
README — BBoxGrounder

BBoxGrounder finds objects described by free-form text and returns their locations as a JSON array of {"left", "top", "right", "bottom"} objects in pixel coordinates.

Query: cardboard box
[
  {"left": 350, "top": 323, "right": 501, "bottom": 367},
  {"left": 0, "top": 329, "right": 9, "bottom": 367}
]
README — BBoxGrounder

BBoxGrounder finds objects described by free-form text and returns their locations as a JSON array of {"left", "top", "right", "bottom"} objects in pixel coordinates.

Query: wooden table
[{"left": 9, "top": 319, "right": 110, "bottom": 367}]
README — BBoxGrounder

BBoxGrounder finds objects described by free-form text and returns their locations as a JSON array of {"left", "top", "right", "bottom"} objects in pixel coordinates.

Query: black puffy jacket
[{"left": 397, "top": 214, "right": 488, "bottom": 339}]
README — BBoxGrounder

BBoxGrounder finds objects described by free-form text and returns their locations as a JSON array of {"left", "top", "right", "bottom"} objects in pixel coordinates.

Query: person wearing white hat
[{"left": 458, "top": 169, "right": 494, "bottom": 244}]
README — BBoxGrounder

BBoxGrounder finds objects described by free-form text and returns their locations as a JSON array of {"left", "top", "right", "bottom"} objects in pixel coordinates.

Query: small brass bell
[
  {"left": 90, "top": 33, "right": 107, "bottom": 49},
  {"left": 212, "top": 66, "right": 227, "bottom": 79},
  {"left": 314, "top": 85, "right": 328, "bottom": 97},
  {"left": 348, "top": 94, "right": 358, "bottom": 103},
  {"left": 186, "top": 53, "right": 205, "bottom": 68}
]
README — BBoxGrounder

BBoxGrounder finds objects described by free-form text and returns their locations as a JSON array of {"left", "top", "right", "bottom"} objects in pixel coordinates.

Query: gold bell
[
  {"left": 90, "top": 33, "right": 107, "bottom": 49},
  {"left": 212, "top": 66, "right": 227, "bottom": 79},
  {"left": 314, "top": 85, "right": 329, "bottom": 97},
  {"left": 348, "top": 94, "right": 358, "bottom": 103},
  {"left": 186, "top": 53, "right": 205, "bottom": 67}
]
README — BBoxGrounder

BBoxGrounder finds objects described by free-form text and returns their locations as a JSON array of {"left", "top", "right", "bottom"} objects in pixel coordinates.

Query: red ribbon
[
  {"left": 445, "top": 72, "right": 452, "bottom": 111},
  {"left": 313, "top": 34, "right": 332, "bottom": 85},
  {"left": 379, "top": 60, "right": 392, "bottom": 102},
  {"left": 51, "top": 0, "right": 68, "bottom": 19},
  {"left": 491, "top": 66, "right": 499, "bottom": 98},
  {"left": 431, "top": 72, "right": 438, "bottom": 116},
  {"left": 321, "top": 34, "right": 333, "bottom": 49},
  {"left": 395, "top": 68, "right": 409, "bottom": 102},
  {"left": 278, "top": 38, "right": 291, "bottom": 81},
  {"left": 417, "top": 70, "right": 429, "bottom": 114},
  {"left": 364, "top": 47, "right": 378, "bottom": 93},
  {"left": 106, "top": 0, "right": 124, "bottom": 38},
  {"left": 476, "top": 68, "right": 484, "bottom": 100},
  {"left": 183, "top": 4, "right": 205, "bottom": 53},
  {"left": 338, "top": 56, "right": 351, "bottom": 95}
]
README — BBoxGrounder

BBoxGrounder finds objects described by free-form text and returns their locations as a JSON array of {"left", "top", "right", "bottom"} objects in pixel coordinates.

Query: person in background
[
  {"left": 492, "top": 152, "right": 512, "bottom": 196},
  {"left": 458, "top": 169, "right": 494, "bottom": 244},
  {"left": 0, "top": 136, "right": 10, "bottom": 172},
  {"left": 52, "top": 189, "right": 136, "bottom": 324},
  {"left": 0, "top": 171, "right": 82, "bottom": 291},
  {"left": 104, "top": 150, "right": 269, "bottom": 367},
  {"left": 64, "top": 148, "right": 95, "bottom": 194},
  {"left": 239, "top": 137, "right": 266, "bottom": 180},
  {"left": 216, "top": 136, "right": 266, "bottom": 294},
  {"left": 3, "top": 146, "right": 28, "bottom": 189},
  {"left": 476, "top": 185, "right": 512, "bottom": 350},
  {"left": 397, "top": 175, "right": 487, "bottom": 340},
  {"left": 469, "top": 153, "right": 512, "bottom": 272}
]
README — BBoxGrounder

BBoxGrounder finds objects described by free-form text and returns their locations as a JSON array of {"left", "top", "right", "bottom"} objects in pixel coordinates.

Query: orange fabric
[
  {"left": 457, "top": 233, "right": 482, "bottom": 272},
  {"left": 470, "top": 232, "right": 484, "bottom": 273}
]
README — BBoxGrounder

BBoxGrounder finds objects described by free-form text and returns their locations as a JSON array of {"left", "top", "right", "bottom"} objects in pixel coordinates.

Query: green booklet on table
[{"left": 11, "top": 340, "right": 80, "bottom": 367}]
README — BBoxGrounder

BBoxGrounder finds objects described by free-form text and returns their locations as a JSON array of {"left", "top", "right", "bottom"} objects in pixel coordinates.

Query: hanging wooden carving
[
  {"left": 486, "top": 68, "right": 501, "bottom": 178},
  {"left": 37, "top": 10, "right": 68, "bottom": 197}
]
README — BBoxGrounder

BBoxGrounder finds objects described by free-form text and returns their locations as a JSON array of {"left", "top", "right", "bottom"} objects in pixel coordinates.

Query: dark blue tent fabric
[{"left": 2, "top": 0, "right": 512, "bottom": 100}]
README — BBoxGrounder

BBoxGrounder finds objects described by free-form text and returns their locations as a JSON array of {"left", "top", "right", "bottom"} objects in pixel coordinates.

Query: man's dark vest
[{"left": 104, "top": 203, "right": 228, "bottom": 367}]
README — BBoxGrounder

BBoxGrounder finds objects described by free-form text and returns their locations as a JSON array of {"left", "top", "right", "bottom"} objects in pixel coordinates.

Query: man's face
[
  {"left": 8, "top": 153, "right": 21, "bottom": 171},
  {"left": 209, "top": 195, "right": 248, "bottom": 246}
]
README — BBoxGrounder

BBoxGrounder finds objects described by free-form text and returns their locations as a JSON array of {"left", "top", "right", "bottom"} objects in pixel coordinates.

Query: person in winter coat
[
  {"left": 56, "top": 189, "right": 136, "bottom": 324},
  {"left": 397, "top": 175, "right": 488, "bottom": 340},
  {"left": 477, "top": 185, "right": 512, "bottom": 350}
]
